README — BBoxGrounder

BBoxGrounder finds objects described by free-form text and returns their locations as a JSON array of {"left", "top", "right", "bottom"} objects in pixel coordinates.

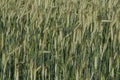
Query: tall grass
[{"left": 0, "top": 0, "right": 120, "bottom": 80}]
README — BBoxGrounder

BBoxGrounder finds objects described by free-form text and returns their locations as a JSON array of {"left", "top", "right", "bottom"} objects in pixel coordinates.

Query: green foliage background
[{"left": 0, "top": 0, "right": 120, "bottom": 80}]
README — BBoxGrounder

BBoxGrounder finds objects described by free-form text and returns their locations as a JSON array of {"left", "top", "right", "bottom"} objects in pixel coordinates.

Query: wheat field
[{"left": 0, "top": 0, "right": 120, "bottom": 80}]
